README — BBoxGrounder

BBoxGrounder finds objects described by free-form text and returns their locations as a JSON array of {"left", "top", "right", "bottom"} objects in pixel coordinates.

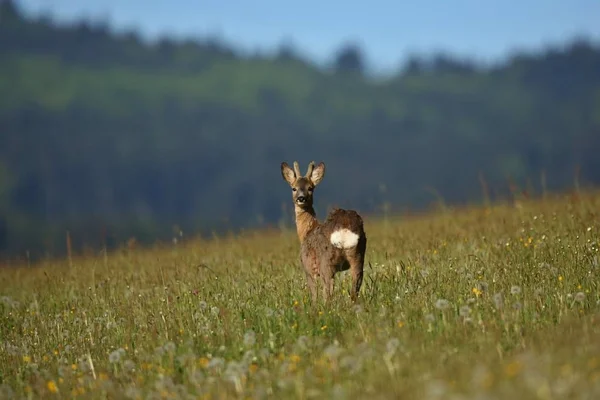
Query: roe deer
[{"left": 280, "top": 161, "right": 367, "bottom": 303}]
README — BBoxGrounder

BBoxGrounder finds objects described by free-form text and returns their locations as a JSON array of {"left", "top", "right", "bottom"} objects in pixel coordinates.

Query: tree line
[{"left": 1, "top": 0, "right": 599, "bottom": 258}]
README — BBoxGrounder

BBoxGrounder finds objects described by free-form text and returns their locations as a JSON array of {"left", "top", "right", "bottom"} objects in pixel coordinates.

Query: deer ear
[
  {"left": 309, "top": 162, "right": 325, "bottom": 186},
  {"left": 281, "top": 162, "right": 296, "bottom": 186}
]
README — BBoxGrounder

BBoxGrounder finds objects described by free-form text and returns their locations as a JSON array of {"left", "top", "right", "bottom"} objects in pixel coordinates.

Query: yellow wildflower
[
  {"left": 472, "top": 287, "right": 482, "bottom": 297},
  {"left": 198, "top": 357, "right": 209, "bottom": 368},
  {"left": 47, "top": 380, "right": 59, "bottom": 393},
  {"left": 22, "top": 355, "right": 31, "bottom": 363},
  {"left": 505, "top": 361, "right": 522, "bottom": 377}
]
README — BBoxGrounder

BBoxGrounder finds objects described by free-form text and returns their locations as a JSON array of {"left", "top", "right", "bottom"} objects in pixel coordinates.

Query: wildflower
[
  {"left": 386, "top": 338, "right": 400, "bottom": 355},
  {"left": 424, "top": 313, "right": 435, "bottom": 323},
  {"left": 510, "top": 286, "right": 521, "bottom": 295},
  {"left": 47, "top": 380, "right": 59, "bottom": 393},
  {"left": 558, "top": 275, "right": 564, "bottom": 282},
  {"left": 163, "top": 342, "right": 176, "bottom": 353},
  {"left": 435, "top": 299, "right": 450, "bottom": 310},
  {"left": 505, "top": 361, "right": 522, "bottom": 377},
  {"left": 575, "top": 292, "right": 585, "bottom": 303},
  {"left": 512, "top": 302, "right": 522, "bottom": 311},
  {"left": 472, "top": 287, "right": 482, "bottom": 297},
  {"left": 321, "top": 325, "right": 328, "bottom": 331},
  {"left": 459, "top": 306, "right": 472, "bottom": 317},
  {"left": 243, "top": 330, "right": 256, "bottom": 348},
  {"left": 493, "top": 293, "right": 503, "bottom": 309},
  {"left": 199, "top": 301, "right": 207, "bottom": 310},
  {"left": 109, "top": 350, "right": 122, "bottom": 363},
  {"left": 210, "top": 306, "right": 220, "bottom": 316},
  {"left": 22, "top": 355, "right": 31, "bottom": 363},
  {"left": 198, "top": 357, "right": 210, "bottom": 368},
  {"left": 397, "top": 321, "right": 405, "bottom": 328}
]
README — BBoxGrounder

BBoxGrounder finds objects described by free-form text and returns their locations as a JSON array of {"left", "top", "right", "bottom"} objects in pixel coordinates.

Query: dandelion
[
  {"left": 123, "top": 360, "right": 135, "bottom": 373},
  {"left": 435, "top": 299, "right": 450, "bottom": 310},
  {"left": 424, "top": 313, "right": 435, "bottom": 323},
  {"left": 477, "top": 280, "right": 489, "bottom": 291},
  {"left": 459, "top": 306, "right": 472, "bottom": 317},
  {"left": 505, "top": 361, "right": 522, "bottom": 377},
  {"left": 22, "top": 355, "right": 31, "bottom": 363},
  {"left": 163, "top": 342, "right": 176, "bottom": 353},
  {"left": 510, "top": 286, "right": 521, "bottom": 295},
  {"left": 208, "top": 357, "right": 224, "bottom": 370},
  {"left": 47, "top": 380, "right": 59, "bottom": 393},
  {"left": 109, "top": 349, "right": 122, "bottom": 363},
  {"left": 386, "top": 338, "right": 400, "bottom": 355},
  {"left": 195, "top": 357, "right": 209, "bottom": 368},
  {"left": 575, "top": 292, "right": 585, "bottom": 303},
  {"left": 243, "top": 330, "right": 256, "bottom": 347},
  {"left": 210, "top": 306, "right": 220, "bottom": 316},
  {"left": 321, "top": 325, "right": 328, "bottom": 331},
  {"left": 512, "top": 302, "right": 522, "bottom": 311},
  {"left": 472, "top": 287, "right": 482, "bottom": 297},
  {"left": 198, "top": 301, "right": 207, "bottom": 310},
  {"left": 493, "top": 292, "right": 504, "bottom": 309}
]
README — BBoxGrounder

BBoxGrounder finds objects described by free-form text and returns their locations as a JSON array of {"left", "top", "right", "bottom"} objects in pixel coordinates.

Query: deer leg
[
  {"left": 322, "top": 273, "right": 335, "bottom": 303},
  {"left": 305, "top": 271, "right": 318, "bottom": 303},
  {"left": 348, "top": 239, "right": 366, "bottom": 302}
]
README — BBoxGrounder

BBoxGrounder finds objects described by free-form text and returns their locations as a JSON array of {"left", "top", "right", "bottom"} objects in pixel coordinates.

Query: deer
[{"left": 280, "top": 161, "right": 367, "bottom": 303}]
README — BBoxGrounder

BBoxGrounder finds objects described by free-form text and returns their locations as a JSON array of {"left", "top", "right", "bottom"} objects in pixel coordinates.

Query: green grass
[{"left": 1, "top": 192, "right": 600, "bottom": 399}]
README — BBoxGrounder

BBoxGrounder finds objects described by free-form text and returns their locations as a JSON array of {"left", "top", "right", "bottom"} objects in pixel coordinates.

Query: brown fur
[{"left": 281, "top": 161, "right": 367, "bottom": 302}]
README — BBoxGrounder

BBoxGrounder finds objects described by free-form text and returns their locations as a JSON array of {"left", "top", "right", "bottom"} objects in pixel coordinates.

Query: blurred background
[{"left": 1, "top": 0, "right": 600, "bottom": 259}]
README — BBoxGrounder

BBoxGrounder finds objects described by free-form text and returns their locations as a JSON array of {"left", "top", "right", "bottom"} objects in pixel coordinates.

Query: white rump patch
[{"left": 330, "top": 229, "right": 360, "bottom": 249}]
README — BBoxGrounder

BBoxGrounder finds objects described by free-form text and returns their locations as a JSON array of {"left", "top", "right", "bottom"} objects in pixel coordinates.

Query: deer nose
[{"left": 297, "top": 196, "right": 306, "bottom": 203}]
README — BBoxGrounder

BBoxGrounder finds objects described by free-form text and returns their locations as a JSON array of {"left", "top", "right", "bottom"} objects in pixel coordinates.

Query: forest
[{"left": 1, "top": 0, "right": 600, "bottom": 258}]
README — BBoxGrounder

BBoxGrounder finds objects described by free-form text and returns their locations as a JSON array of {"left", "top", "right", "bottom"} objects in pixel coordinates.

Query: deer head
[{"left": 281, "top": 161, "right": 326, "bottom": 210}]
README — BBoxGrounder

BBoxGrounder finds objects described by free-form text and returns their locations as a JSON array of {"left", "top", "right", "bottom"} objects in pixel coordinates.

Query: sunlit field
[{"left": 1, "top": 191, "right": 600, "bottom": 399}]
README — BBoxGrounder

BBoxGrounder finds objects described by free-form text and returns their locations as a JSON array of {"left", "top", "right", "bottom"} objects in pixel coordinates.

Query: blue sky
[{"left": 18, "top": 0, "right": 600, "bottom": 73}]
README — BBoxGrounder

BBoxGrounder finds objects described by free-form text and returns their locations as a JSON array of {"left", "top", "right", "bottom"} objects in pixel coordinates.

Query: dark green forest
[{"left": 1, "top": 0, "right": 600, "bottom": 258}]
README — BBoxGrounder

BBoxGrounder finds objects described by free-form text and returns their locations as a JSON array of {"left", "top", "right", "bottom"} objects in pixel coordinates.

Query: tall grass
[{"left": 1, "top": 192, "right": 599, "bottom": 399}]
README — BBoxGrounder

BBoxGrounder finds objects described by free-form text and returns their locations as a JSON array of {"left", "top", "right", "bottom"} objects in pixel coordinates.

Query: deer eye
[
  {"left": 292, "top": 188, "right": 297, "bottom": 192},
  {"left": 308, "top": 187, "right": 313, "bottom": 192}
]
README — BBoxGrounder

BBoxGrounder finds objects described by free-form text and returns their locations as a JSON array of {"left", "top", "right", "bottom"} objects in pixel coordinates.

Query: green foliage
[
  {"left": 0, "top": 3, "right": 600, "bottom": 256},
  {"left": 0, "top": 192, "right": 599, "bottom": 398}
]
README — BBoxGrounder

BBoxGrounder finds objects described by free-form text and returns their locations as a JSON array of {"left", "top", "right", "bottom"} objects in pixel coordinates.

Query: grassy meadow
[{"left": 1, "top": 191, "right": 600, "bottom": 399}]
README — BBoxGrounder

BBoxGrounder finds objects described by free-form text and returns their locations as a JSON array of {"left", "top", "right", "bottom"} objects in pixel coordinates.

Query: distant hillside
[{"left": 1, "top": 0, "right": 600, "bottom": 257}]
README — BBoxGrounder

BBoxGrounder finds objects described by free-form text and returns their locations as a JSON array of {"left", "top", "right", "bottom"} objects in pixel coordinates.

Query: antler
[
  {"left": 305, "top": 161, "right": 315, "bottom": 178},
  {"left": 293, "top": 161, "right": 302, "bottom": 177}
]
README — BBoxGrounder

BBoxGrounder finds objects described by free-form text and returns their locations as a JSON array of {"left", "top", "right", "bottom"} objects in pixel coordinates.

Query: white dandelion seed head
[
  {"left": 243, "top": 330, "right": 256, "bottom": 348},
  {"left": 109, "top": 350, "right": 122, "bottom": 363},
  {"left": 493, "top": 292, "right": 504, "bottom": 309},
  {"left": 510, "top": 286, "right": 522, "bottom": 295},
  {"left": 386, "top": 338, "right": 400, "bottom": 355},
  {"left": 435, "top": 299, "right": 450, "bottom": 310},
  {"left": 574, "top": 292, "right": 585, "bottom": 303},
  {"left": 459, "top": 306, "right": 472, "bottom": 317}
]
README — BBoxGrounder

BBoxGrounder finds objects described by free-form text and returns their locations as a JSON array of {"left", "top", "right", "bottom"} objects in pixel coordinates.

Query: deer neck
[{"left": 294, "top": 205, "right": 319, "bottom": 244}]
